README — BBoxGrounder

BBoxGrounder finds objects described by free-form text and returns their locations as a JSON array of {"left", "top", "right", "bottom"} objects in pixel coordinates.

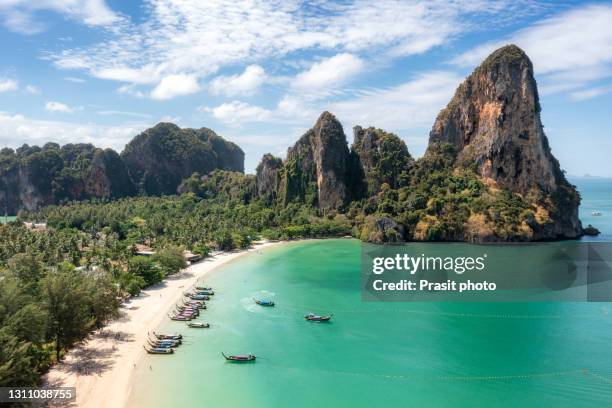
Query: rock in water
[
  {"left": 427, "top": 44, "right": 581, "bottom": 239},
  {"left": 280, "top": 112, "right": 350, "bottom": 209}
]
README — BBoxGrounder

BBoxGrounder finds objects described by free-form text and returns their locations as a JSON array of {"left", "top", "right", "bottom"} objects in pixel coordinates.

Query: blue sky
[{"left": 0, "top": 0, "right": 611, "bottom": 176}]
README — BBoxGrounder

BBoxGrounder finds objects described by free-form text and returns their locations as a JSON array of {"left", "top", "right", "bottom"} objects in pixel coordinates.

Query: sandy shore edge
[{"left": 43, "top": 240, "right": 283, "bottom": 408}]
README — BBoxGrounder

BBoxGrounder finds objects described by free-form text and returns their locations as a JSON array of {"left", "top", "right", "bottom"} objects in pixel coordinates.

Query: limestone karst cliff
[{"left": 427, "top": 44, "right": 581, "bottom": 239}]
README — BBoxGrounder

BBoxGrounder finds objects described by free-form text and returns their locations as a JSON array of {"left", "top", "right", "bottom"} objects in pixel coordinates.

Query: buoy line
[{"left": 262, "top": 362, "right": 586, "bottom": 383}]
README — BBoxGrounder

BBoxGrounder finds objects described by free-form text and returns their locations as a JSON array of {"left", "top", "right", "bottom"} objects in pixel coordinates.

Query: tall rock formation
[
  {"left": 0, "top": 143, "right": 135, "bottom": 213},
  {"left": 0, "top": 123, "right": 242, "bottom": 212},
  {"left": 351, "top": 126, "right": 414, "bottom": 197},
  {"left": 427, "top": 44, "right": 581, "bottom": 239},
  {"left": 255, "top": 153, "right": 283, "bottom": 202},
  {"left": 279, "top": 112, "right": 350, "bottom": 209},
  {"left": 121, "top": 123, "right": 244, "bottom": 196}
]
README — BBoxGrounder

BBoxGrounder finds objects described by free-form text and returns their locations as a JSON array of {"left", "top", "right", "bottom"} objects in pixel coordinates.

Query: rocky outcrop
[
  {"left": 360, "top": 216, "right": 405, "bottom": 243},
  {"left": 121, "top": 123, "right": 244, "bottom": 196},
  {"left": 85, "top": 149, "right": 136, "bottom": 199},
  {"left": 279, "top": 112, "right": 350, "bottom": 209},
  {"left": 255, "top": 154, "right": 283, "bottom": 201},
  {"left": 0, "top": 123, "right": 242, "bottom": 212},
  {"left": 427, "top": 44, "right": 581, "bottom": 239},
  {"left": 351, "top": 126, "right": 413, "bottom": 197}
]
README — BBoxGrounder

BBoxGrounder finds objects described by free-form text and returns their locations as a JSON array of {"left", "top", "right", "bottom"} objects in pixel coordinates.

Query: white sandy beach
[{"left": 44, "top": 241, "right": 281, "bottom": 408}]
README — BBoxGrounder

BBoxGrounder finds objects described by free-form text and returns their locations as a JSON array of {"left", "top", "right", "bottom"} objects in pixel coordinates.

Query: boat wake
[{"left": 241, "top": 291, "right": 276, "bottom": 313}]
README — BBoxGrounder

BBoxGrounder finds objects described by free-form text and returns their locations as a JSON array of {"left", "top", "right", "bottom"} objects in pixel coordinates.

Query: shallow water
[{"left": 127, "top": 179, "right": 612, "bottom": 407}]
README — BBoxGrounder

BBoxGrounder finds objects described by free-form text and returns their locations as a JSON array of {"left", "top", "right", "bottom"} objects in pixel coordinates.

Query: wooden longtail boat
[
  {"left": 180, "top": 301, "right": 206, "bottom": 309},
  {"left": 143, "top": 346, "right": 173, "bottom": 354},
  {"left": 304, "top": 313, "right": 333, "bottom": 322},
  {"left": 175, "top": 306, "right": 199, "bottom": 315},
  {"left": 147, "top": 339, "right": 178, "bottom": 348},
  {"left": 152, "top": 332, "right": 182, "bottom": 340},
  {"left": 195, "top": 286, "right": 212, "bottom": 291},
  {"left": 194, "top": 290, "right": 214, "bottom": 296},
  {"left": 222, "top": 352, "right": 256, "bottom": 362},
  {"left": 187, "top": 322, "right": 210, "bottom": 328},
  {"left": 254, "top": 298, "right": 275, "bottom": 307},
  {"left": 148, "top": 337, "right": 181, "bottom": 346},
  {"left": 186, "top": 294, "right": 210, "bottom": 301},
  {"left": 168, "top": 314, "right": 192, "bottom": 321}
]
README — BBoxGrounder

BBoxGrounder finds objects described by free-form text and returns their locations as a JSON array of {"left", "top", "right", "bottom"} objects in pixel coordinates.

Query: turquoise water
[
  {"left": 127, "top": 180, "right": 612, "bottom": 407},
  {"left": 573, "top": 177, "right": 612, "bottom": 241},
  {"left": 0, "top": 216, "right": 16, "bottom": 224}
]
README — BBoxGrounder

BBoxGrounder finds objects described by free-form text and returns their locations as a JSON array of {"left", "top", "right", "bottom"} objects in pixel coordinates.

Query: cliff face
[
  {"left": 255, "top": 153, "right": 283, "bottom": 202},
  {"left": 0, "top": 123, "right": 243, "bottom": 212},
  {"left": 427, "top": 44, "right": 581, "bottom": 239},
  {"left": 0, "top": 144, "right": 136, "bottom": 213},
  {"left": 121, "top": 123, "right": 244, "bottom": 196},
  {"left": 280, "top": 112, "right": 350, "bottom": 209},
  {"left": 351, "top": 126, "right": 414, "bottom": 197}
]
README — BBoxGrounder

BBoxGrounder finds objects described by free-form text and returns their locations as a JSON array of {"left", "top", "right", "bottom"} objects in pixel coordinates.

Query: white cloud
[
  {"left": 569, "top": 85, "right": 612, "bottom": 102},
  {"left": 203, "top": 100, "right": 272, "bottom": 125},
  {"left": 0, "top": 111, "right": 145, "bottom": 152},
  {"left": 203, "top": 71, "right": 461, "bottom": 131},
  {"left": 48, "top": 0, "right": 531, "bottom": 98},
  {"left": 293, "top": 53, "right": 363, "bottom": 90},
  {"left": 97, "top": 110, "right": 152, "bottom": 119},
  {"left": 330, "top": 71, "right": 462, "bottom": 130},
  {"left": 25, "top": 84, "right": 39, "bottom": 94},
  {"left": 452, "top": 4, "right": 612, "bottom": 100},
  {"left": 209, "top": 65, "right": 266, "bottom": 97},
  {"left": 0, "top": 79, "right": 18, "bottom": 92},
  {"left": 45, "top": 101, "right": 75, "bottom": 113},
  {"left": 150, "top": 74, "right": 200, "bottom": 100},
  {"left": 63, "top": 76, "right": 86, "bottom": 83},
  {"left": 0, "top": 0, "right": 122, "bottom": 34}
]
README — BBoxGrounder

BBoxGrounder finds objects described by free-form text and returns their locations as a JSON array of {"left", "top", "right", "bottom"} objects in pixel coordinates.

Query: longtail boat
[
  {"left": 254, "top": 298, "right": 275, "bottom": 307},
  {"left": 168, "top": 314, "right": 192, "bottom": 321},
  {"left": 148, "top": 337, "right": 181, "bottom": 346},
  {"left": 305, "top": 313, "right": 333, "bottom": 322},
  {"left": 147, "top": 339, "right": 178, "bottom": 348},
  {"left": 175, "top": 306, "right": 199, "bottom": 315},
  {"left": 187, "top": 322, "right": 210, "bottom": 328},
  {"left": 222, "top": 352, "right": 256, "bottom": 362},
  {"left": 194, "top": 289, "right": 214, "bottom": 296},
  {"left": 181, "top": 301, "right": 206, "bottom": 309},
  {"left": 143, "top": 346, "right": 173, "bottom": 354},
  {"left": 195, "top": 286, "right": 212, "bottom": 291},
  {"left": 152, "top": 331, "right": 182, "bottom": 340},
  {"left": 186, "top": 294, "right": 210, "bottom": 301}
]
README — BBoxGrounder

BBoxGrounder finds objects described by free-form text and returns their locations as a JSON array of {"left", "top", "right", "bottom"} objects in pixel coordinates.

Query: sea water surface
[{"left": 127, "top": 178, "right": 612, "bottom": 407}]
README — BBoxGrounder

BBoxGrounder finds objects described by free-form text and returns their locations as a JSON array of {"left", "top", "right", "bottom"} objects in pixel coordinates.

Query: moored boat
[
  {"left": 144, "top": 345, "right": 174, "bottom": 354},
  {"left": 254, "top": 298, "right": 275, "bottom": 307},
  {"left": 151, "top": 331, "right": 182, "bottom": 340},
  {"left": 187, "top": 322, "right": 210, "bottom": 328},
  {"left": 169, "top": 313, "right": 192, "bottom": 321},
  {"left": 148, "top": 337, "right": 182, "bottom": 346},
  {"left": 222, "top": 352, "right": 256, "bottom": 362},
  {"left": 186, "top": 293, "right": 210, "bottom": 301},
  {"left": 305, "top": 313, "right": 332, "bottom": 322},
  {"left": 195, "top": 286, "right": 212, "bottom": 291},
  {"left": 147, "top": 339, "right": 179, "bottom": 348}
]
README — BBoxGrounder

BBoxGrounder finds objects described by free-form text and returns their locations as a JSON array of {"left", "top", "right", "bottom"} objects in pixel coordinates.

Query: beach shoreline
[{"left": 43, "top": 240, "right": 283, "bottom": 408}]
